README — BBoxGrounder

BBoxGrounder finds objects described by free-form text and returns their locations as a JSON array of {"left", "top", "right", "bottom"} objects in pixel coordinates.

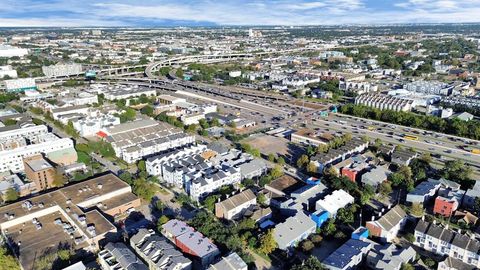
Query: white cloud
[{"left": 0, "top": 0, "right": 479, "bottom": 26}]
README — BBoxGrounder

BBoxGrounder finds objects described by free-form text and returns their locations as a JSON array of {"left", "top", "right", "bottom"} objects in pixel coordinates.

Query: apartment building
[
  {"left": 0, "top": 174, "right": 140, "bottom": 270},
  {"left": 98, "top": 242, "right": 148, "bottom": 270},
  {"left": 130, "top": 229, "right": 192, "bottom": 270},
  {"left": 72, "top": 114, "right": 120, "bottom": 137},
  {"left": 162, "top": 219, "right": 220, "bottom": 268},
  {"left": 101, "top": 119, "right": 195, "bottom": 163},
  {"left": 147, "top": 145, "right": 263, "bottom": 201},
  {"left": 23, "top": 154, "right": 56, "bottom": 191},
  {"left": 355, "top": 93, "right": 414, "bottom": 112},
  {"left": 0, "top": 126, "right": 76, "bottom": 173},
  {"left": 339, "top": 81, "right": 378, "bottom": 95},
  {"left": 405, "top": 80, "right": 453, "bottom": 96},
  {"left": 414, "top": 220, "right": 480, "bottom": 268}
]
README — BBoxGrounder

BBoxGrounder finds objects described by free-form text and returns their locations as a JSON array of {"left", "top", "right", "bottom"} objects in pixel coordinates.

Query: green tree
[
  {"left": 292, "top": 256, "right": 325, "bottom": 270},
  {"left": 155, "top": 200, "right": 166, "bottom": 213},
  {"left": 323, "top": 218, "right": 336, "bottom": 237},
  {"left": 276, "top": 156, "right": 286, "bottom": 165},
  {"left": 268, "top": 154, "right": 276, "bottom": 163},
  {"left": 410, "top": 203, "right": 424, "bottom": 217},
  {"left": 270, "top": 165, "right": 284, "bottom": 179},
  {"left": 138, "top": 160, "right": 146, "bottom": 172},
  {"left": 401, "top": 263, "right": 414, "bottom": 270},
  {"left": 198, "top": 119, "right": 209, "bottom": 129},
  {"left": 301, "top": 240, "right": 315, "bottom": 253},
  {"left": 140, "top": 105, "right": 154, "bottom": 117},
  {"left": 52, "top": 172, "right": 67, "bottom": 188},
  {"left": 258, "top": 229, "right": 277, "bottom": 255},
  {"left": 203, "top": 195, "right": 219, "bottom": 212},
  {"left": 297, "top": 154, "right": 310, "bottom": 168},
  {"left": 4, "top": 188, "right": 18, "bottom": 202},
  {"left": 307, "top": 162, "right": 317, "bottom": 174},
  {"left": 379, "top": 181, "right": 392, "bottom": 198},
  {"left": 3, "top": 119, "right": 17, "bottom": 126},
  {"left": 157, "top": 215, "right": 170, "bottom": 231},
  {"left": 0, "top": 246, "right": 20, "bottom": 270},
  {"left": 257, "top": 193, "right": 267, "bottom": 206},
  {"left": 441, "top": 160, "right": 473, "bottom": 188}
]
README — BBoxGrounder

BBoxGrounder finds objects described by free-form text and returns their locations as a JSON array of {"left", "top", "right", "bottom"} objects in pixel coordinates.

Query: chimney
[
  {"left": 432, "top": 220, "right": 436, "bottom": 225},
  {"left": 421, "top": 215, "right": 425, "bottom": 221},
  {"left": 371, "top": 216, "right": 375, "bottom": 221},
  {"left": 445, "top": 224, "right": 449, "bottom": 230},
  {"left": 458, "top": 229, "right": 462, "bottom": 234}
]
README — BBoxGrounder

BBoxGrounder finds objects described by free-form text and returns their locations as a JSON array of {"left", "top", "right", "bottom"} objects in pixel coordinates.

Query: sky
[{"left": 1, "top": 0, "right": 480, "bottom": 27}]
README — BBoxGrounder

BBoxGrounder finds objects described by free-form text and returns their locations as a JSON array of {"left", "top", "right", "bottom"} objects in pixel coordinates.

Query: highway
[{"left": 296, "top": 113, "right": 480, "bottom": 175}]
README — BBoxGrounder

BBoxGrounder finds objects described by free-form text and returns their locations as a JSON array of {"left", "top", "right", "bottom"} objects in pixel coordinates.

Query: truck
[{"left": 472, "top": 149, "right": 480, "bottom": 154}]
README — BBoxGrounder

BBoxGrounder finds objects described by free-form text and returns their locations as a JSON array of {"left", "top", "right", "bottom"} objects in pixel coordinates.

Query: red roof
[{"left": 96, "top": 131, "right": 108, "bottom": 138}]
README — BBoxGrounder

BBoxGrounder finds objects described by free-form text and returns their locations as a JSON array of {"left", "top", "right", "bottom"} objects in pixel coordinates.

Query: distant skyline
[{"left": 1, "top": 0, "right": 480, "bottom": 27}]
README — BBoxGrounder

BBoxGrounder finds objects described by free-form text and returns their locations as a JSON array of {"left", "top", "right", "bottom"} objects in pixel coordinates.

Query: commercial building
[
  {"left": 42, "top": 63, "right": 83, "bottom": 77},
  {"left": 130, "top": 229, "right": 192, "bottom": 270},
  {"left": 322, "top": 238, "right": 373, "bottom": 270},
  {"left": 162, "top": 219, "right": 220, "bottom": 268},
  {"left": 208, "top": 252, "right": 247, "bottom": 270},
  {"left": 365, "top": 205, "right": 407, "bottom": 243},
  {"left": 414, "top": 220, "right": 480, "bottom": 268},
  {"left": 4, "top": 78, "right": 36, "bottom": 92},
  {"left": 463, "top": 181, "right": 480, "bottom": 209},
  {"left": 0, "top": 45, "right": 28, "bottom": 58},
  {"left": 273, "top": 212, "right": 316, "bottom": 251},
  {"left": 101, "top": 119, "right": 195, "bottom": 163},
  {"left": 355, "top": 93, "right": 414, "bottom": 112},
  {"left": 23, "top": 154, "right": 56, "bottom": 191},
  {"left": 0, "top": 172, "right": 35, "bottom": 198},
  {"left": 0, "top": 174, "right": 140, "bottom": 270},
  {"left": 215, "top": 189, "right": 256, "bottom": 220},
  {"left": 0, "top": 125, "right": 76, "bottom": 173},
  {"left": 98, "top": 242, "right": 148, "bottom": 270},
  {"left": 0, "top": 65, "right": 18, "bottom": 78}
]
